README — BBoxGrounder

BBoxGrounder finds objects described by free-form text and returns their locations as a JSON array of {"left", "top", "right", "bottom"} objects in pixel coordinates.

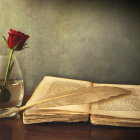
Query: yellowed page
[
  {"left": 90, "top": 116, "right": 140, "bottom": 127},
  {"left": 24, "top": 86, "right": 129, "bottom": 114},
  {"left": 24, "top": 113, "right": 89, "bottom": 124},
  {"left": 39, "top": 104, "right": 91, "bottom": 113},
  {"left": 90, "top": 83, "right": 140, "bottom": 119},
  {"left": 24, "top": 77, "right": 130, "bottom": 114},
  {"left": 25, "top": 76, "right": 92, "bottom": 114}
]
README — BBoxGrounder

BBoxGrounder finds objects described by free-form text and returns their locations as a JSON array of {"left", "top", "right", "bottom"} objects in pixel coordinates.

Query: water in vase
[{"left": 0, "top": 80, "right": 24, "bottom": 117}]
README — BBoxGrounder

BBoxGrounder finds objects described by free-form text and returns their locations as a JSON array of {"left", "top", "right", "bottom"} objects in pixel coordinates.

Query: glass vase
[{"left": 0, "top": 54, "right": 24, "bottom": 118}]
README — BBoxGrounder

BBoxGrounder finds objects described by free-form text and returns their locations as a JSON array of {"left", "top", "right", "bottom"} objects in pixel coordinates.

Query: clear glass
[{"left": 0, "top": 54, "right": 24, "bottom": 117}]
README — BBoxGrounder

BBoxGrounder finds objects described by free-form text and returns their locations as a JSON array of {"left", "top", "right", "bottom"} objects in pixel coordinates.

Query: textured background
[{"left": 0, "top": 0, "right": 140, "bottom": 95}]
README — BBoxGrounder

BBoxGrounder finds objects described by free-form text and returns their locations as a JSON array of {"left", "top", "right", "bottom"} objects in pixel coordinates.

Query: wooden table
[
  {"left": 0, "top": 97, "right": 140, "bottom": 140},
  {"left": 0, "top": 119, "right": 140, "bottom": 140}
]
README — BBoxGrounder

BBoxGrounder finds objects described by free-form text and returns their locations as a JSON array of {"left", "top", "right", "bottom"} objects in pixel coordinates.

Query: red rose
[{"left": 7, "top": 29, "right": 29, "bottom": 51}]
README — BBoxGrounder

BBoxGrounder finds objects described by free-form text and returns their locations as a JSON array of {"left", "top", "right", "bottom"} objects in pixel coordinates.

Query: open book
[{"left": 23, "top": 76, "right": 140, "bottom": 127}]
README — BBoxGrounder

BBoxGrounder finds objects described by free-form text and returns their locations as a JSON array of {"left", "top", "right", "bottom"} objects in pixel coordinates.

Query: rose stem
[{"left": 3, "top": 49, "right": 14, "bottom": 86}]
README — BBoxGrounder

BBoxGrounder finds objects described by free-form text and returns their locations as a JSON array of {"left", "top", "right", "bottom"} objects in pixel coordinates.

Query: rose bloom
[{"left": 7, "top": 29, "right": 29, "bottom": 51}]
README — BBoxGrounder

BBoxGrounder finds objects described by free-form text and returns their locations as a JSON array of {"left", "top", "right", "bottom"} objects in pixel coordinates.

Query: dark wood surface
[{"left": 0, "top": 96, "right": 140, "bottom": 140}]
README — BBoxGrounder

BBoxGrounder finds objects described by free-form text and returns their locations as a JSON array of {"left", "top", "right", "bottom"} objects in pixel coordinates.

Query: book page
[
  {"left": 90, "top": 83, "right": 140, "bottom": 119},
  {"left": 39, "top": 104, "right": 91, "bottom": 113},
  {"left": 24, "top": 77, "right": 130, "bottom": 114},
  {"left": 25, "top": 76, "right": 92, "bottom": 114},
  {"left": 90, "top": 115, "right": 140, "bottom": 127}
]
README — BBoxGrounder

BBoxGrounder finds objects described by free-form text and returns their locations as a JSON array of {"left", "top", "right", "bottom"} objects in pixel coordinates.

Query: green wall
[{"left": 0, "top": 0, "right": 140, "bottom": 94}]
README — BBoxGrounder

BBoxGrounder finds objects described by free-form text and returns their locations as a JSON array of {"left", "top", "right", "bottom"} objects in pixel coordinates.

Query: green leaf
[
  {"left": 2, "top": 35, "right": 6, "bottom": 41},
  {"left": 2, "top": 35, "right": 8, "bottom": 47},
  {"left": 23, "top": 46, "right": 30, "bottom": 49},
  {"left": 24, "top": 43, "right": 27, "bottom": 46}
]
